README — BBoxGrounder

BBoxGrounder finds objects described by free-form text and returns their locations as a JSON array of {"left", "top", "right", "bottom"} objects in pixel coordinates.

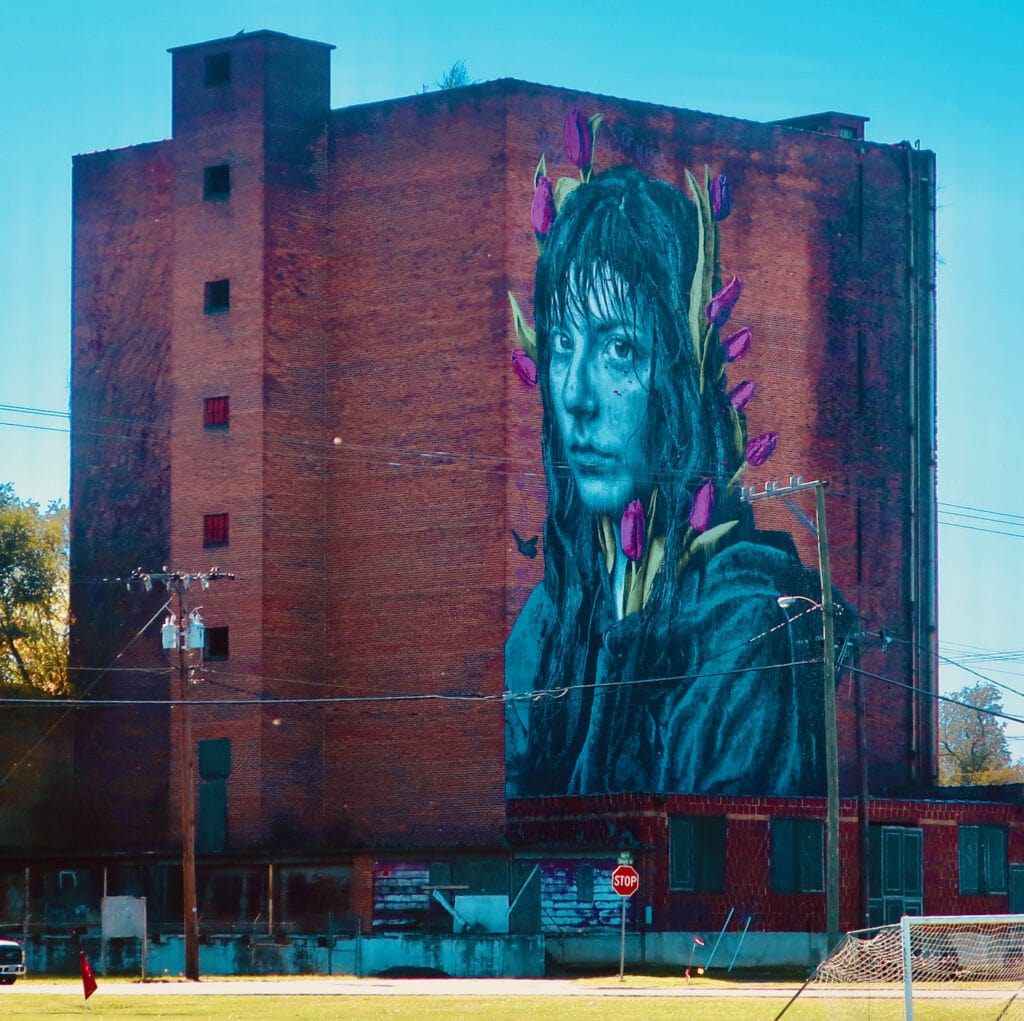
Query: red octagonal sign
[{"left": 611, "top": 864, "right": 640, "bottom": 897}]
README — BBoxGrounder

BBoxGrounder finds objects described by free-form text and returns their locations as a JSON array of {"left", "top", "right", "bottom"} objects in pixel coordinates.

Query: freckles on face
[{"left": 548, "top": 274, "right": 653, "bottom": 516}]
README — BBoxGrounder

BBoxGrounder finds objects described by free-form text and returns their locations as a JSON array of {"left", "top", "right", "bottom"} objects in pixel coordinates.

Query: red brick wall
[
  {"left": 70, "top": 140, "right": 176, "bottom": 851},
  {"left": 321, "top": 89, "right": 511, "bottom": 847},
  {"left": 509, "top": 792, "right": 1024, "bottom": 934},
  {"left": 69, "top": 34, "right": 935, "bottom": 858}
]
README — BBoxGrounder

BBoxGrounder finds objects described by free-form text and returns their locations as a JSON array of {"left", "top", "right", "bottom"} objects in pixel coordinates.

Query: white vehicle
[{"left": 0, "top": 938, "right": 25, "bottom": 984}]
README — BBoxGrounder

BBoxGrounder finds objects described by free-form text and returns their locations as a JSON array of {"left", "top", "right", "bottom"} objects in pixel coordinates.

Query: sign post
[{"left": 611, "top": 864, "right": 640, "bottom": 980}]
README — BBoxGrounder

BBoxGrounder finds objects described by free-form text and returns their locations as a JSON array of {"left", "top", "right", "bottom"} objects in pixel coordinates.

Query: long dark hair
[{"left": 526, "top": 165, "right": 751, "bottom": 791}]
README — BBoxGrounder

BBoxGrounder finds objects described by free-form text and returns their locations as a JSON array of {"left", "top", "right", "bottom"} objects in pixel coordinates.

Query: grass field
[
  {"left": 0, "top": 994, "right": 790, "bottom": 1020},
  {"left": 4, "top": 976, "right": 1024, "bottom": 1020}
]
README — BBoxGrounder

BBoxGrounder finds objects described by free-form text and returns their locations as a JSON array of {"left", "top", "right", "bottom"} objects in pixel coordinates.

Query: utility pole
[
  {"left": 134, "top": 567, "right": 234, "bottom": 981},
  {"left": 744, "top": 477, "right": 841, "bottom": 951}
]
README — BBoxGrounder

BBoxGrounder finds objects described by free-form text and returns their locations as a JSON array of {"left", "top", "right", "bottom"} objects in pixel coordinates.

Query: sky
[{"left": 1, "top": 1, "right": 1022, "bottom": 736}]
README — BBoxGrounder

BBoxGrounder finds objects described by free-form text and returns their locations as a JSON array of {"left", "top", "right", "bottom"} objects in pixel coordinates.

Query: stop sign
[{"left": 611, "top": 864, "right": 640, "bottom": 896}]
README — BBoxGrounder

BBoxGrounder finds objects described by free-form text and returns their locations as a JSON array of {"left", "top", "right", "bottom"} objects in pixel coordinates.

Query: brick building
[{"left": 8, "top": 29, "right": 1012, "bottom": 967}]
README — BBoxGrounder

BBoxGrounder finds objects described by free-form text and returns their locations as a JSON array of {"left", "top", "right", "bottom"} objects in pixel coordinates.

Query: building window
[
  {"left": 669, "top": 816, "right": 726, "bottom": 892},
  {"left": 205, "top": 626, "right": 229, "bottom": 660},
  {"left": 204, "top": 52, "right": 231, "bottom": 87},
  {"left": 770, "top": 818, "right": 825, "bottom": 893},
  {"left": 203, "top": 164, "right": 231, "bottom": 201},
  {"left": 203, "top": 513, "right": 229, "bottom": 547},
  {"left": 204, "top": 279, "right": 230, "bottom": 314},
  {"left": 204, "top": 396, "right": 230, "bottom": 428},
  {"left": 959, "top": 825, "right": 1008, "bottom": 895}
]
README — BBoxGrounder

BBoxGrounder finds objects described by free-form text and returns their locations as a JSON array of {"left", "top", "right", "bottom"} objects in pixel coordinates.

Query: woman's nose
[{"left": 561, "top": 343, "right": 597, "bottom": 418}]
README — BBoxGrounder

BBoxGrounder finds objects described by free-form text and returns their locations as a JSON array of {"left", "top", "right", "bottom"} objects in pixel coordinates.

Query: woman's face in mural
[{"left": 548, "top": 271, "right": 653, "bottom": 516}]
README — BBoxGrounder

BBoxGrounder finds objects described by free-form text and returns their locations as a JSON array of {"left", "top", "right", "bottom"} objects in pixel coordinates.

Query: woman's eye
[
  {"left": 609, "top": 336, "right": 635, "bottom": 361},
  {"left": 552, "top": 333, "right": 573, "bottom": 353}
]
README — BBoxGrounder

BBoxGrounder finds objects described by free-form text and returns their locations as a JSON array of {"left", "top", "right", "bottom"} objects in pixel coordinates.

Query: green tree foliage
[
  {"left": 939, "top": 683, "right": 1024, "bottom": 785},
  {"left": 0, "top": 483, "right": 69, "bottom": 695},
  {"left": 425, "top": 60, "right": 473, "bottom": 92},
  {"left": 437, "top": 60, "right": 471, "bottom": 89}
]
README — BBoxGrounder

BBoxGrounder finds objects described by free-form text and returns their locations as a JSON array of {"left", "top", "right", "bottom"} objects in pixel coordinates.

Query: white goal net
[{"left": 779, "top": 915, "right": 1024, "bottom": 1021}]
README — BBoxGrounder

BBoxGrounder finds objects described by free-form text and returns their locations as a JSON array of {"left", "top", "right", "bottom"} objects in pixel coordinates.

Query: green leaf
[
  {"left": 690, "top": 519, "right": 738, "bottom": 554},
  {"left": 554, "top": 176, "right": 580, "bottom": 213},
  {"left": 726, "top": 461, "right": 747, "bottom": 493},
  {"left": 508, "top": 292, "right": 537, "bottom": 361},
  {"left": 641, "top": 535, "right": 665, "bottom": 608},
  {"left": 586, "top": 113, "right": 604, "bottom": 177},
  {"left": 534, "top": 154, "right": 547, "bottom": 190},
  {"left": 684, "top": 169, "right": 705, "bottom": 364},
  {"left": 597, "top": 515, "right": 616, "bottom": 575},
  {"left": 730, "top": 406, "right": 746, "bottom": 459}
]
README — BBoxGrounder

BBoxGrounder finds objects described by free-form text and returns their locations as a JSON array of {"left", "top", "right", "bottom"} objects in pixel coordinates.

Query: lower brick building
[{"left": 5, "top": 29, "right": 1016, "bottom": 972}]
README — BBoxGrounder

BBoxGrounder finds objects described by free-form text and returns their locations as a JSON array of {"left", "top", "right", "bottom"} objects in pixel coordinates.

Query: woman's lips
[{"left": 568, "top": 445, "right": 616, "bottom": 473}]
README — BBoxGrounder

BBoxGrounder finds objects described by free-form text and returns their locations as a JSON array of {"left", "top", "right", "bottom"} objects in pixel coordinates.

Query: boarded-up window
[
  {"left": 770, "top": 818, "right": 824, "bottom": 893},
  {"left": 669, "top": 816, "right": 726, "bottom": 891},
  {"left": 204, "top": 396, "right": 230, "bottom": 428},
  {"left": 203, "top": 513, "right": 229, "bottom": 547},
  {"left": 959, "top": 825, "right": 1007, "bottom": 895}
]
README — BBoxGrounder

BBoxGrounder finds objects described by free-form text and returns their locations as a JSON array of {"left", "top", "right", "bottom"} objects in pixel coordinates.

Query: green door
[{"left": 868, "top": 825, "right": 923, "bottom": 926}]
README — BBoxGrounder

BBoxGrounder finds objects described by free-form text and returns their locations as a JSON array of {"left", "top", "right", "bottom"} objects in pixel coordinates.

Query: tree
[
  {"left": 437, "top": 60, "right": 471, "bottom": 89},
  {"left": 424, "top": 60, "right": 473, "bottom": 93},
  {"left": 938, "top": 683, "right": 1024, "bottom": 785},
  {"left": 0, "top": 483, "right": 69, "bottom": 695}
]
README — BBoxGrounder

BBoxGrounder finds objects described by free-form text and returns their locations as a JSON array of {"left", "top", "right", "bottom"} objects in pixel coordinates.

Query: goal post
[{"left": 780, "top": 914, "right": 1024, "bottom": 1021}]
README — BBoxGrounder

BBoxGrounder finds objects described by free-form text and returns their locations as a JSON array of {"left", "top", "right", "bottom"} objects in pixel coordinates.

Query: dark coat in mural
[{"left": 506, "top": 133, "right": 840, "bottom": 799}]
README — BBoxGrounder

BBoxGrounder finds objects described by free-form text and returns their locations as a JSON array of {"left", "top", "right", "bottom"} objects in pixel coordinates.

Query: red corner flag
[{"left": 80, "top": 950, "right": 97, "bottom": 1000}]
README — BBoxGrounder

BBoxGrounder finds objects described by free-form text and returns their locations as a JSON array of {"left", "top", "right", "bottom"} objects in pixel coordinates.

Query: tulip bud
[
  {"left": 722, "top": 327, "right": 751, "bottom": 362},
  {"left": 620, "top": 499, "right": 646, "bottom": 562},
  {"left": 530, "top": 176, "right": 555, "bottom": 235},
  {"left": 564, "top": 107, "right": 592, "bottom": 171},
  {"left": 745, "top": 432, "right": 779, "bottom": 467},
  {"left": 710, "top": 174, "right": 732, "bottom": 221},
  {"left": 705, "top": 276, "right": 742, "bottom": 327},
  {"left": 688, "top": 481, "right": 715, "bottom": 533},
  {"left": 728, "top": 380, "right": 755, "bottom": 410},
  {"left": 511, "top": 349, "right": 537, "bottom": 387}
]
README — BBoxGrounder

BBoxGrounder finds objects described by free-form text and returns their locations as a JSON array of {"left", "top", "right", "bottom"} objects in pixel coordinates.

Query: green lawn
[
  {"left": 4, "top": 980, "right": 1022, "bottom": 1020},
  {"left": 0, "top": 995, "right": 792, "bottom": 1020}
]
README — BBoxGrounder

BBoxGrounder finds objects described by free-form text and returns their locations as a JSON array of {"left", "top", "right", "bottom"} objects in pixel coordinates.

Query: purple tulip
[
  {"left": 688, "top": 481, "right": 715, "bottom": 533},
  {"left": 722, "top": 326, "right": 751, "bottom": 361},
  {"left": 530, "top": 176, "right": 555, "bottom": 235},
  {"left": 710, "top": 174, "right": 732, "bottom": 220},
  {"left": 620, "top": 499, "right": 645, "bottom": 562},
  {"left": 511, "top": 349, "right": 537, "bottom": 387},
  {"left": 728, "top": 380, "right": 756, "bottom": 410},
  {"left": 705, "top": 276, "right": 742, "bottom": 327},
  {"left": 745, "top": 432, "right": 779, "bottom": 467},
  {"left": 564, "top": 107, "right": 592, "bottom": 170}
]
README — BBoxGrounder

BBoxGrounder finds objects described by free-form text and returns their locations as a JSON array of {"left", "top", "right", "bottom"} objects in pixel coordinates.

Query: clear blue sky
[{"left": 2, "top": 1, "right": 1022, "bottom": 734}]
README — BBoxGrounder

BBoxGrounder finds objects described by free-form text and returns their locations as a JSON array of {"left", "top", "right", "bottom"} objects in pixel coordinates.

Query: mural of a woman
[{"left": 506, "top": 138, "right": 829, "bottom": 799}]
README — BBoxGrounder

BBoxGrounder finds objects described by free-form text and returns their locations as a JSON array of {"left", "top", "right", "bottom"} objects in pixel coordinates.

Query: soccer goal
[{"left": 778, "top": 915, "right": 1024, "bottom": 1021}]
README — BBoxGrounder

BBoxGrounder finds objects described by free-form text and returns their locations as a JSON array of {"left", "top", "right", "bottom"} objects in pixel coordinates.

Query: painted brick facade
[{"left": 64, "top": 30, "right": 951, "bottom": 942}]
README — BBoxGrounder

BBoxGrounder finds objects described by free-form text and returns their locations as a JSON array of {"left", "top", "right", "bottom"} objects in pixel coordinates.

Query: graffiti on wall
[{"left": 506, "top": 109, "right": 837, "bottom": 800}]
